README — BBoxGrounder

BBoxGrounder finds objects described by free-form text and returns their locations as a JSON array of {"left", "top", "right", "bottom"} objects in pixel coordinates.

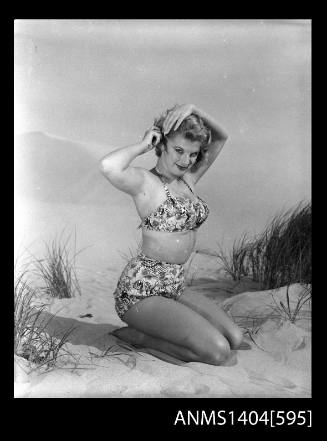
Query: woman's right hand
[{"left": 141, "top": 126, "right": 162, "bottom": 153}]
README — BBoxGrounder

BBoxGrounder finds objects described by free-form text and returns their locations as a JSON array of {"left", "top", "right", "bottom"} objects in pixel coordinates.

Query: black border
[{"left": 11, "top": 15, "right": 314, "bottom": 434}]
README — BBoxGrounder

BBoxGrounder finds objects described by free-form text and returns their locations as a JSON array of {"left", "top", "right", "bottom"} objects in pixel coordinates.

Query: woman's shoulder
[
  {"left": 132, "top": 167, "right": 157, "bottom": 183},
  {"left": 142, "top": 167, "right": 160, "bottom": 183},
  {"left": 136, "top": 167, "right": 165, "bottom": 193},
  {"left": 132, "top": 168, "right": 167, "bottom": 207}
]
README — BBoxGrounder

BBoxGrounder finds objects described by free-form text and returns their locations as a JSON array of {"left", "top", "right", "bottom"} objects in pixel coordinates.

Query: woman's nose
[{"left": 181, "top": 154, "right": 190, "bottom": 165}]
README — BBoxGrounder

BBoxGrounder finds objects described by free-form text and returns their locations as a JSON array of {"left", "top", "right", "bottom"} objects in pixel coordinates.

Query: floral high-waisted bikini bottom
[{"left": 113, "top": 252, "right": 185, "bottom": 321}]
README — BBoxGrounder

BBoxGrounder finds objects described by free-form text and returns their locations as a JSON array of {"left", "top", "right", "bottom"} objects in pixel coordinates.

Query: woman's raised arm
[
  {"left": 99, "top": 126, "right": 161, "bottom": 196},
  {"left": 191, "top": 108, "right": 228, "bottom": 183}
]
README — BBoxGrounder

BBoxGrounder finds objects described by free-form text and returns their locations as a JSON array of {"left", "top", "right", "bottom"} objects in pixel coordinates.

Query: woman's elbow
[{"left": 99, "top": 158, "right": 114, "bottom": 174}]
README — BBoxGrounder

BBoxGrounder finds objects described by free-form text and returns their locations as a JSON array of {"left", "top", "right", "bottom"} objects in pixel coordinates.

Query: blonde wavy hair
[{"left": 153, "top": 105, "right": 211, "bottom": 166}]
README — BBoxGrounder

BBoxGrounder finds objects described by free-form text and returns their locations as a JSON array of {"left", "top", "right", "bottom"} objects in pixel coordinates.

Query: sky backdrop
[{"left": 14, "top": 19, "right": 311, "bottom": 259}]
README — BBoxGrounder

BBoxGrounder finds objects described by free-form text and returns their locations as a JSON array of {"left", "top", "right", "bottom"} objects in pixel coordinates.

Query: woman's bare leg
[
  {"left": 113, "top": 326, "right": 237, "bottom": 366},
  {"left": 113, "top": 326, "right": 203, "bottom": 362},
  {"left": 178, "top": 291, "right": 244, "bottom": 349},
  {"left": 117, "top": 295, "right": 233, "bottom": 366}
]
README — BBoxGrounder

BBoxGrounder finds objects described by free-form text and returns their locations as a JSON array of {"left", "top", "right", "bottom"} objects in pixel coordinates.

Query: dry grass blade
[
  {"left": 118, "top": 240, "right": 143, "bottom": 263},
  {"left": 270, "top": 284, "right": 311, "bottom": 324},
  {"left": 215, "top": 201, "right": 311, "bottom": 290},
  {"left": 30, "top": 229, "right": 84, "bottom": 299},
  {"left": 215, "top": 234, "right": 252, "bottom": 281},
  {"left": 226, "top": 310, "right": 267, "bottom": 351},
  {"left": 15, "top": 264, "right": 78, "bottom": 374}
]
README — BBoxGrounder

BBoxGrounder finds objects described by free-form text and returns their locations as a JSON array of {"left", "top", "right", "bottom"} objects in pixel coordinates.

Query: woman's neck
[{"left": 155, "top": 160, "right": 177, "bottom": 183}]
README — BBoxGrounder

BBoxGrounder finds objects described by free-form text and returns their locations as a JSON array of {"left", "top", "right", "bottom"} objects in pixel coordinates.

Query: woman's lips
[{"left": 176, "top": 165, "right": 188, "bottom": 170}]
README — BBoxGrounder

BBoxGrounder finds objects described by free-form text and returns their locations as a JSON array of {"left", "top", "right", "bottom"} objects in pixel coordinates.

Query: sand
[{"left": 14, "top": 257, "right": 311, "bottom": 398}]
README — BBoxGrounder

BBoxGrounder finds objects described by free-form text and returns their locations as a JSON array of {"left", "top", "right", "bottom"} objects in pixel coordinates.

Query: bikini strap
[
  {"left": 180, "top": 177, "right": 195, "bottom": 195},
  {"left": 151, "top": 168, "right": 173, "bottom": 199},
  {"left": 162, "top": 181, "right": 172, "bottom": 199}
]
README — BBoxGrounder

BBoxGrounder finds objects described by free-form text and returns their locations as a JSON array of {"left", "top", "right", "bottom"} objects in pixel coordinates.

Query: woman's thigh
[
  {"left": 177, "top": 291, "right": 243, "bottom": 349},
  {"left": 123, "top": 295, "right": 230, "bottom": 358}
]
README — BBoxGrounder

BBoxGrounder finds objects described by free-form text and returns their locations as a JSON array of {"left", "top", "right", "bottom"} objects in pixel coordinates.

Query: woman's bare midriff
[{"left": 141, "top": 228, "right": 197, "bottom": 264}]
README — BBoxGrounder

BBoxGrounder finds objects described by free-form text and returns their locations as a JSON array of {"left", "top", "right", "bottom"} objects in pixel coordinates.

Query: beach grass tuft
[
  {"left": 14, "top": 266, "right": 76, "bottom": 373},
  {"left": 215, "top": 234, "right": 252, "bottom": 281},
  {"left": 216, "top": 201, "right": 311, "bottom": 290},
  {"left": 31, "top": 229, "right": 83, "bottom": 299}
]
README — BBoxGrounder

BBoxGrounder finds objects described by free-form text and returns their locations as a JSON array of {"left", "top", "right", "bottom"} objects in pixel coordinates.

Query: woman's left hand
[{"left": 163, "top": 104, "right": 197, "bottom": 135}]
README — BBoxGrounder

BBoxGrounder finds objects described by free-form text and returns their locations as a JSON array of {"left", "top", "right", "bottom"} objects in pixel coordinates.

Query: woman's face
[{"left": 160, "top": 133, "right": 201, "bottom": 177}]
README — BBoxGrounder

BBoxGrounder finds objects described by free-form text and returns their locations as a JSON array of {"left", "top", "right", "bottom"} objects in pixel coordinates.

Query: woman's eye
[{"left": 174, "top": 148, "right": 197, "bottom": 157}]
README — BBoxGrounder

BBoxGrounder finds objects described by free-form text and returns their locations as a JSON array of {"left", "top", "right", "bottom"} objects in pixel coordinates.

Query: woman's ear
[{"left": 161, "top": 133, "right": 167, "bottom": 148}]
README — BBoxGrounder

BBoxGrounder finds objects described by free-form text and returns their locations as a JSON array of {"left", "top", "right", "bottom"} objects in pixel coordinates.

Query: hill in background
[{"left": 15, "top": 132, "right": 120, "bottom": 205}]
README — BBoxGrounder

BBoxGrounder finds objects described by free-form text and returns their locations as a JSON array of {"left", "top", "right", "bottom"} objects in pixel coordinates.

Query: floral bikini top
[{"left": 138, "top": 170, "right": 210, "bottom": 232}]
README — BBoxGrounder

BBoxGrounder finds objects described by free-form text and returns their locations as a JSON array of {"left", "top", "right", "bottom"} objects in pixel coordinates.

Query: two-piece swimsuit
[{"left": 113, "top": 169, "right": 210, "bottom": 321}]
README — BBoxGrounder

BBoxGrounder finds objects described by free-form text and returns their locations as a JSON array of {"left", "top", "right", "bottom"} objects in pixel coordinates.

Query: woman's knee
[
  {"left": 228, "top": 326, "right": 244, "bottom": 350},
  {"left": 198, "top": 336, "right": 231, "bottom": 366}
]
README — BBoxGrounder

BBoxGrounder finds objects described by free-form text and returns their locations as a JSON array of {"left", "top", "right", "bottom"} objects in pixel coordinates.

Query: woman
[{"left": 100, "top": 104, "right": 243, "bottom": 366}]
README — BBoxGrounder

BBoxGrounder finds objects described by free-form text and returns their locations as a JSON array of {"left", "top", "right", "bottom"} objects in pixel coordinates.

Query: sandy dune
[
  {"left": 14, "top": 132, "right": 118, "bottom": 205},
  {"left": 14, "top": 261, "right": 311, "bottom": 398}
]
